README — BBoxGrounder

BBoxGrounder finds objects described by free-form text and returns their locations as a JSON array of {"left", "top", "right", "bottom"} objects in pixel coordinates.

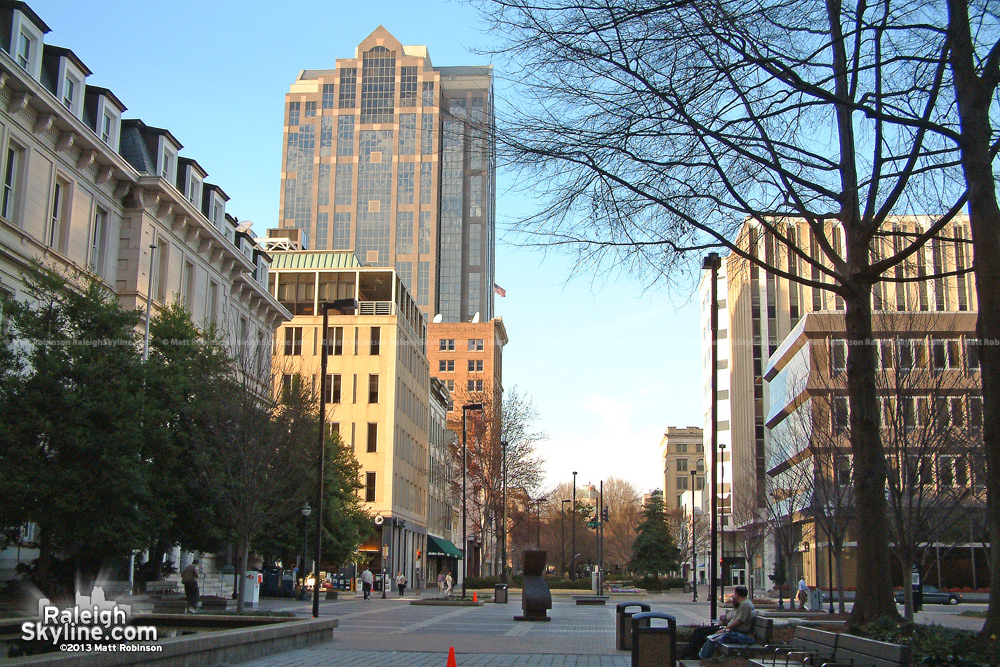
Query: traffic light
[{"left": 602, "top": 507, "right": 609, "bottom": 522}]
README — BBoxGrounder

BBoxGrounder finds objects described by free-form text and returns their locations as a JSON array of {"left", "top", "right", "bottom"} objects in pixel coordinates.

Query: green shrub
[
  {"left": 850, "top": 618, "right": 996, "bottom": 667},
  {"left": 634, "top": 576, "right": 686, "bottom": 591}
]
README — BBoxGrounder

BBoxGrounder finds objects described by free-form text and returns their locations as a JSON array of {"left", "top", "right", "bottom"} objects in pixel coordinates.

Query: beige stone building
[
  {"left": 0, "top": 0, "right": 289, "bottom": 582},
  {"left": 268, "top": 249, "right": 430, "bottom": 585},
  {"left": 660, "top": 427, "right": 705, "bottom": 514},
  {"left": 703, "top": 215, "right": 978, "bottom": 592},
  {"left": 278, "top": 26, "right": 495, "bottom": 324}
]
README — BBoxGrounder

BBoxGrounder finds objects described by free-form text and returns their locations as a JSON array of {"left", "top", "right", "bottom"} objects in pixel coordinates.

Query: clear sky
[{"left": 32, "top": 0, "right": 704, "bottom": 493}]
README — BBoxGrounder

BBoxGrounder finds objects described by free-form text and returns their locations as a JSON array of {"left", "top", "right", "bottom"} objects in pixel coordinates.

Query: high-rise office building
[{"left": 279, "top": 26, "right": 495, "bottom": 323}]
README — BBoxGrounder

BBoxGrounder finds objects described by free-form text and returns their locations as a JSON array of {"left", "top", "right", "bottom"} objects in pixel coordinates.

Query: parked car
[{"left": 893, "top": 584, "right": 962, "bottom": 605}]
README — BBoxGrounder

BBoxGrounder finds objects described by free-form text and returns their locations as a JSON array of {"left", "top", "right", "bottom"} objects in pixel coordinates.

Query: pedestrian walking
[
  {"left": 396, "top": 572, "right": 407, "bottom": 597},
  {"left": 444, "top": 571, "right": 454, "bottom": 598},
  {"left": 181, "top": 559, "right": 200, "bottom": 613},
  {"left": 361, "top": 567, "right": 374, "bottom": 601},
  {"left": 797, "top": 577, "right": 809, "bottom": 610},
  {"left": 437, "top": 571, "right": 445, "bottom": 596}
]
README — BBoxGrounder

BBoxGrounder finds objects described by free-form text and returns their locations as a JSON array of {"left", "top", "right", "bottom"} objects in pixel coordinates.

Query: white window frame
[
  {"left": 830, "top": 338, "right": 847, "bottom": 373},
  {"left": 89, "top": 207, "right": 108, "bottom": 276},
  {"left": 95, "top": 96, "right": 122, "bottom": 152},
  {"left": 48, "top": 177, "right": 71, "bottom": 252},
  {"left": 157, "top": 136, "right": 178, "bottom": 182},
  {"left": 11, "top": 14, "right": 43, "bottom": 79},
  {"left": 57, "top": 60, "right": 87, "bottom": 119},
  {"left": 2, "top": 141, "right": 25, "bottom": 223}
]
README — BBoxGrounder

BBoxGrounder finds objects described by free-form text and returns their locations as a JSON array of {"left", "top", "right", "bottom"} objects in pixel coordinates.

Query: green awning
[
  {"left": 271, "top": 251, "right": 362, "bottom": 270},
  {"left": 426, "top": 535, "right": 463, "bottom": 560}
]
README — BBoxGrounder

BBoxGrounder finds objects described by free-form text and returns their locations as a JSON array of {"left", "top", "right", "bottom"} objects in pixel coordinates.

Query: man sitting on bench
[{"left": 682, "top": 585, "right": 756, "bottom": 659}]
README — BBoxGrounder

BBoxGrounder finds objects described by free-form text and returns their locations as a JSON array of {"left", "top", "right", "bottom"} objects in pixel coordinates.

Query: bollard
[
  {"left": 630, "top": 612, "right": 677, "bottom": 667},
  {"left": 615, "top": 601, "right": 651, "bottom": 651}
]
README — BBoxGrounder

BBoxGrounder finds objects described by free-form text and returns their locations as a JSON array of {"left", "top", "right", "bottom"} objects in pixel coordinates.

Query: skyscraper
[{"left": 279, "top": 26, "right": 495, "bottom": 323}]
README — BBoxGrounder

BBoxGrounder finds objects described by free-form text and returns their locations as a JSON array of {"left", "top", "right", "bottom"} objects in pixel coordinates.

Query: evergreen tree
[
  {"left": 0, "top": 262, "right": 147, "bottom": 593},
  {"left": 628, "top": 492, "right": 679, "bottom": 579}
]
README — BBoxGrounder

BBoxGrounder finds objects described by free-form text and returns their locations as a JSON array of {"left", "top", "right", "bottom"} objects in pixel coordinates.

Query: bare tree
[
  {"left": 602, "top": 478, "right": 643, "bottom": 574},
  {"left": 730, "top": 476, "right": 769, "bottom": 600},
  {"left": 476, "top": 0, "right": 978, "bottom": 621}
]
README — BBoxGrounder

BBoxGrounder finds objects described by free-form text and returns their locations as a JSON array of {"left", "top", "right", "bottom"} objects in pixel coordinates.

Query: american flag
[{"left": 493, "top": 283, "right": 506, "bottom": 298}]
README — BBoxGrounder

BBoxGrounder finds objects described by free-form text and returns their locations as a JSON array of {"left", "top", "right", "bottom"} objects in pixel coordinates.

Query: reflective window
[
  {"left": 422, "top": 81, "right": 435, "bottom": 106},
  {"left": 284, "top": 124, "right": 314, "bottom": 231},
  {"left": 400, "top": 66, "right": 418, "bottom": 107},
  {"left": 305, "top": 101, "right": 317, "bottom": 117},
  {"left": 418, "top": 261, "right": 430, "bottom": 306},
  {"left": 356, "top": 130, "right": 394, "bottom": 264},
  {"left": 339, "top": 68, "right": 357, "bottom": 108},
  {"left": 418, "top": 211, "right": 431, "bottom": 254},
  {"left": 397, "top": 162, "right": 415, "bottom": 205},
  {"left": 421, "top": 114, "right": 435, "bottom": 154},
  {"left": 335, "top": 164, "right": 353, "bottom": 205},
  {"left": 322, "top": 83, "right": 336, "bottom": 109},
  {"left": 361, "top": 47, "right": 395, "bottom": 124},
  {"left": 315, "top": 212, "right": 329, "bottom": 248},
  {"left": 396, "top": 210, "right": 414, "bottom": 254},
  {"left": 396, "top": 261, "right": 413, "bottom": 295},
  {"left": 469, "top": 176, "right": 482, "bottom": 217},
  {"left": 320, "top": 117, "right": 334, "bottom": 156},
  {"left": 420, "top": 162, "right": 434, "bottom": 204},
  {"left": 337, "top": 116, "right": 355, "bottom": 156},
  {"left": 317, "top": 164, "right": 331, "bottom": 206},
  {"left": 399, "top": 114, "right": 417, "bottom": 155},
  {"left": 333, "top": 212, "right": 352, "bottom": 250},
  {"left": 288, "top": 101, "right": 300, "bottom": 126}
]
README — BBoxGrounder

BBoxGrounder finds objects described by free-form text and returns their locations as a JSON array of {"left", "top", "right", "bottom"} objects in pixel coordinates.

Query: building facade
[
  {"left": 660, "top": 426, "right": 705, "bottom": 513},
  {"left": 703, "top": 215, "right": 979, "bottom": 593},
  {"left": 0, "top": 0, "right": 289, "bottom": 582},
  {"left": 268, "top": 250, "right": 430, "bottom": 586},
  {"left": 278, "top": 26, "right": 496, "bottom": 323}
]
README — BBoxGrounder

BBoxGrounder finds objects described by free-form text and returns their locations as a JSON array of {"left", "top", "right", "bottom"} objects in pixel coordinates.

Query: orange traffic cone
[
  {"left": 472, "top": 591, "right": 477, "bottom": 602},
  {"left": 446, "top": 646, "right": 457, "bottom": 667}
]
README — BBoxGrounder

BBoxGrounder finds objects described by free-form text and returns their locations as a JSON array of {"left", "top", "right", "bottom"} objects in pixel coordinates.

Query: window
[
  {"left": 966, "top": 339, "right": 981, "bottom": 369},
  {"left": 305, "top": 101, "right": 317, "bottom": 117},
  {"left": 184, "top": 261, "right": 196, "bottom": 307},
  {"left": 2, "top": 144, "right": 24, "bottom": 221},
  {"left": 48, "top": 179, "right": 69, "bottom": 250},
  {"left": 336, "top": 116, "right": 355, "bottom": 157},
  {"left": 877, "top": 340, "right": 894, "bottom": 369},
  {"left": 468, "top": 338, "right": 484, "bottom": 351},
  {"left": 400, "top": 67, "right": 418, "bottom": 106},
  {"left": 327, "top": 326, "right": 343, "bottom": 355},
  {"left": 90, "top": 209, "right": 107, "bottom": 275},
  {"left": 438, "top": 360, "right": 454, "bottom": 372},
  {"left": 677, "top": 476, "right": 689, "bottom": 490},
  {"left": 288, "top": 101, "right": 300, "bottom": 126},
  {"left": 696, "top": 476, "right": 705, "bottom": 490},
  {"left": 444, "top": 379, "right": 455, "bottom": 391},
  {"left": 897, "top": 339, "right": 926, "bottom": 370},
  {"left": 155, "top": 242, "right": 169, "bottom": 302},
  {"left": 439, "top": 338, "right": 455, "bottom": 351},
  {"left": 281, "top": 373, "right": 298, "bottom": 399},
  {"left": 969, "top": 396, "right": 984, "bottom": 430},
  {"left": 370, "top": 326, "right": 380, "bottom": 355},
  {"left": 422, "top": 81, "right": 435, "bottom": 106},
  {"left": 467, "top": 379, "right": 484, "bottom": 392},
  {"left": 677, "top": 458, "right": 688, "bottom": 472},
  {"left": 676, "top": 443, "right": 688, "bottom": 453},
  {"left": 467, "top": 359, "right": 483, "bottom": 372},
  {"left": 368, "top": 374, "right": 379, "bottom": 403},
  {"left": 832, "top": 396, "right": 850, "bottom": 433},
  {"left": 365, "top": 472, "right": 376, "bottom": 502},
  {"left": 339, "top": 68, "right": 357, "bottom": 108},
  {"left": 932, "top": 339, "right": 962, "bottom": 371},
  {"left": 284, "top": 327, "right": 303, "bottom": 356},
  {"left": 367, "top": 423, "right": 378, "bottom": 453},
  {"left": 16, "top": 31, "right": 31, "bottom": 69},
  {"left": 63, "top": 76, "right": 76, "bottom": 109},
  {"left": 323, "top": 374, "right": 342, "bottom": 404},
  {"left": 207, "top": 281, "right": 220, "bottom": 324},
  {"left": 160, "top": 151, "right": 173, "bottom": 180},
  {"left": 360, "top": 47, "right": 396, "bottom": 123},
  {"left": 322, "top": 83, "right": 336, "bottom": 109},
  {"left": 835, "top": 454, "right": 852, "bottom": 486},
  {"left": 830, "top": 339, "right": 846, "bottom": 373}
]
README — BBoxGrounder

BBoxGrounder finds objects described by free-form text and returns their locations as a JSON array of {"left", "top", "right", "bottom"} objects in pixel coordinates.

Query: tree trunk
[
  {"left": 946, "top": 0, "right": 1000, "bottom": 636},
  {"left": 236, "top": 536, "right": 249, "bottom": 614},
  {"left": 843, "top": 285, "right": 900, "bottom": 623},
  {"left": 835, "top": 552, "right": 846, "bottom": 614}
]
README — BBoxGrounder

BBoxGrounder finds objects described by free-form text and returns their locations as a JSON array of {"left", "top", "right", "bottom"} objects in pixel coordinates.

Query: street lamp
[
  {"left": 534, "top": 497, "right": 548, "bottom": 548},
  {"left": 571, "top": 471, "right": 577, "bottom": 580},
  {"left": 461, "top": 402, "right": 483, "bottom": 600},
  {"left": 313, "top": 298, "right": 358, "bottom": 618},
  {"left": 501, "top": 440, "right": 508, "bottom": 584},
  {"left": 720, "top": 441, "right": 727, "bottom": 606},
  {"left": 561, "top": 499, "right": 571, "bottom": 578},
  {"left": 299, "top": 503, "right": 311, "bottom": 600},
  {"left": 703, "top": 251, "right": 721, "bottom": 621},
  {"left": 690, "top": 470, "right": 698, "bottom": 602}
]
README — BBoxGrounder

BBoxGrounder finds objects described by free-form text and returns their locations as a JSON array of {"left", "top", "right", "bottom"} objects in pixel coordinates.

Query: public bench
[
  {"left": 146, "top": 580, "right": 180, "bottom": 596},
  {"left": 717, "top": 615, "right": 774, "bottom": 655},
  {"left": 750, "top": 627, "right": 910, "bottom": 667},
  {"left": 574, "top": 595, "right": 608, "bottom": 605}
]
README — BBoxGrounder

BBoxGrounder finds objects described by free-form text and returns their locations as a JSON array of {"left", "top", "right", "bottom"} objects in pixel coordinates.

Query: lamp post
[
  {"left": 598, "top": 480, "right": 604, "bottom": 596},
  {"left": 134, "top": 241, "right": 157, "bottom": 595},
  {"left": 461, "top": 402, "right": 483, "bottom": 600},
  {"left": 720, "top": 442, "right": 726, "bottom": 606},
  {"left": 561, "top": 499, "right": 571, "bottom": 577},
  {"left": 501, "top": 440, "right": 508, "bottom": 584},
  {"left": 299, "top": 503, "right": 311, "bottom": 601},
  {"left": 703, "top": 251, "right": 721, "bottom": 621},
  {"left": 571, "top": 471, "right": 577, "bottom": 580},
  {"left": 534, "top": 497, "right": 547, "bottom": 548},
  {"left": 690, "top": 470, "right": 698, "bottom": 602},
  {"left": 827, "top": 535, "right": 834, "bottom": 613},
  {"left": 313, "top": 298, "right": 357, "bottom": 618}
]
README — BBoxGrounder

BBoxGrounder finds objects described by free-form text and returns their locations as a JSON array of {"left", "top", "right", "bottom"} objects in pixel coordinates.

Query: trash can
[
  {"left": 243, "top": 571, "right": 262, "bottom": 608},
  {"left": 494, "top": 583, "right": 508, "bottom": 604},
  {"left": 808, "top": 588, "right": 823, "bottom": 611},
  {"left": 615, "top": 602, "right": 651, "bottom": 651},
  {"left": 683, "top": 581, "right": 692, "bottom": 594},
  {"left": 631, "top": 612, "right": 677, "bottom": 667}
]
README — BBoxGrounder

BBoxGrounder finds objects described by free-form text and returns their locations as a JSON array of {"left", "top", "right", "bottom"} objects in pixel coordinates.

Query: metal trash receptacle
[
  {"left": 615, "top": 601, "right": 651, "bottom": 651},
  {"left": 494, "top": 583, "right": 508, "bottom": 604},
  {"left": 631, "top": 612, "right": 677, "bottom": 667},
  {"left": 808, "top": 588, "right": 823, "bottom": 611}
]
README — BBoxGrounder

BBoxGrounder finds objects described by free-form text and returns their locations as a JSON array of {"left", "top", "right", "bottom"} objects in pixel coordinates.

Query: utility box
[
  {"left": 809, "top": 588, "right": 823, "bottom": 611},
  {"left": 243, "top": 571, "right": 262, "bottom": 607}
]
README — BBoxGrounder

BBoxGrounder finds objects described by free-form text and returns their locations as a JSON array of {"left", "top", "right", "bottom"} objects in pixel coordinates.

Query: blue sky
[{"left": 33, "top": 0, "right": 703, "bottom": 492}]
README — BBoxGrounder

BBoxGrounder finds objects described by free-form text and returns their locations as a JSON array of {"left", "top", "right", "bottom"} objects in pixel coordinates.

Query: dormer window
[
  {"left": 212, "top": 201, "right": 222, "bottom": 226},
  {"left": 101, "top": 112, "right": 113, "bottom": 143},
  {"left": 188, "top": 176, "right": 201, "bottom": 207},
  {"left": 11, "top": 13, "right": 45, "bottom": 81},
  {"left": 157, "top": 136, "right": 178, "bottom": 182},
  {"left": 161, "top": 152, "right": 172, "bottom": 178},
  {"left": 16, "top": 31, "right": 30, "bottom": 69},
  {"left": 62, "top": 75, "right": 75, "bottom": 109},
  {"left": 90, "top": 91, "right": 124, "bottom": 152}
]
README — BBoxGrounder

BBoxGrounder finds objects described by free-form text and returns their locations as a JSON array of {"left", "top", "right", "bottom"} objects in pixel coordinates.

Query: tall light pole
[
  {"left": 703, "top": 251, "right": 721, "bottom": 621},
  {"left": 571, "top": 471, "right": 578, "bottom": 580},
  {"left": 691, "top": 470, "right": 698, "bottom": 602},
  {"left": 561, "top": 499, "right": 571, "bottom": 577},
  {"left": 598, "top": 480, "right": 604, "bottom": 596},
  {"left": 299, "top": 503, "right": 311, "bottom": 600},
  {"left": 534, "top": 498, "right": 546, "bottom": 548},
  {"left": 720, "top": 441, "right": 727, "bottom": 606},
  {"left": 142, "top": 242, "right": 157, "bottom": 362},
  {"left": 461, "top": 402, "right": 483, "bottom": 600},
  {"left": 501, "top": 440, "right": 508, "bottom": 584},
  {"left": 313, "top": 298, "right": 357, "bottom": 618}
]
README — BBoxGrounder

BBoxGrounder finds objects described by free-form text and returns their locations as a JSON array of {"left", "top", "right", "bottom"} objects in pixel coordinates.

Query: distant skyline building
[
  {"left": 659, "top": 426, "right": 705, "bottom": 514},
  {"left": 279, "top": 26, "right": 496, "bottom": 323}
]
